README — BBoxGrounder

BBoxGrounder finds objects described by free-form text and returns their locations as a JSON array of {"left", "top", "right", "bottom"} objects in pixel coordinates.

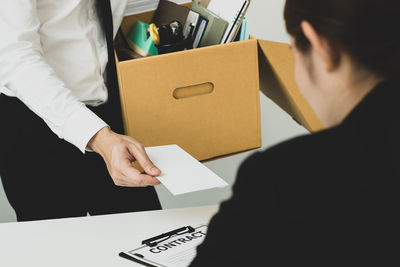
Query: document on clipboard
[{"left": 119, "top": 225, "right": 208, "bottom": 267}]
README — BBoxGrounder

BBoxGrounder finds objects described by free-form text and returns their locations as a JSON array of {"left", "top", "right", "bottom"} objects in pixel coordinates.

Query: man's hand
[{"left": 88, "top": 127, "right": 161, "bottom": 187}]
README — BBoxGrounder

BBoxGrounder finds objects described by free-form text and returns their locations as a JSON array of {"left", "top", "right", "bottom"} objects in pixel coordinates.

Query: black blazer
[{"left": 190, "top": 79, "right": 400, "bottom": 266}]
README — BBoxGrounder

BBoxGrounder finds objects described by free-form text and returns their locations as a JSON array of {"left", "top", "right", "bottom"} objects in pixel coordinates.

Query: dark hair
[{"left": 284, "top": 0, "right": 400, "bottom": 78}]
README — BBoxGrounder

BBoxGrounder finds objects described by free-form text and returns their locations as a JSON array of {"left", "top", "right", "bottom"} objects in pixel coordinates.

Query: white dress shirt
[{"left": 0, "top": 0, "right": 128, "bottom": 153}]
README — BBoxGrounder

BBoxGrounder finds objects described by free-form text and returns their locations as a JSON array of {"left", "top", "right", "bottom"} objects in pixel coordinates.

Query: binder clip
[
  {"left": 142, "top": 226, "right": 195, "bottom": 247},
  {"left": 127, "top": 21, "right": 159, "bottom": 57}
]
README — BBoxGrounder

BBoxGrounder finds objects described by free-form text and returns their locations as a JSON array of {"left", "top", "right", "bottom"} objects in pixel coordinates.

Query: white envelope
[{"left": 145, "top": 145, "right": 229, "bottom": 195}]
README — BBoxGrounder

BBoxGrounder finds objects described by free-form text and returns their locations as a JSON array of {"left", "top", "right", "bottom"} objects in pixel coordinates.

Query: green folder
[{"left": 191, "top": 3, "right": 229, "bottom": 47}]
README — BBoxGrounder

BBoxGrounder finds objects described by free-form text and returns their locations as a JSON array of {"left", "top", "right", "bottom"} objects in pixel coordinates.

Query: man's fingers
[
  {"left": 120, "top": 158, "right": 161, "bottom": 187},
  {"left": 102, "top": 134, "right": 162, "bottom": 187},
  {"left": 127, "top": 143, "right": 161, "bottom": 176},
  {"left": 137, "top": 174, "right": 162, "bottom": 186}
]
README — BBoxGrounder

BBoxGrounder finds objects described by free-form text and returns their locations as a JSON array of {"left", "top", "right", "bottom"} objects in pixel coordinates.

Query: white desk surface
[{"left": 0, "top": 205, "right": 219, "bottom": 267}]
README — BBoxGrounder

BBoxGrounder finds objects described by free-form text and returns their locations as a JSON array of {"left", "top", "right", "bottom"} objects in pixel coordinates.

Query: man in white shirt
[{"left": 0, "top": 0, "right": 162, "bottom": 221}]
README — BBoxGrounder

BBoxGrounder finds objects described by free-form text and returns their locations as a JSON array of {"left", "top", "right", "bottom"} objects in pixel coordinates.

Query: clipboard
[{"left": 119, "top": 225, "right": 208, "bottom": 267}]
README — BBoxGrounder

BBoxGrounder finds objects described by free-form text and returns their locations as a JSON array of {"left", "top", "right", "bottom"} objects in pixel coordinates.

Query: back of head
[{"left": 284, "top": 0, "right": 400, "bottom": 79}]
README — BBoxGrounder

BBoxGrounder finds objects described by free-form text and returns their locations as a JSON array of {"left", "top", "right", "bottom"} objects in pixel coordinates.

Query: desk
[{"left": 0, "top": 205, "right": 219, "bottom": 267}]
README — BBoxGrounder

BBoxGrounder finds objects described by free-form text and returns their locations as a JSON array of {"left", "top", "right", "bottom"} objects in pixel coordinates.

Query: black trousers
[{"left": 0, "top": 94, "right": 161, "bottom": 221}]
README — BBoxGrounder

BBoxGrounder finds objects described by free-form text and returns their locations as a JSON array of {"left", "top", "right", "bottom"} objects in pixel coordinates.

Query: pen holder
[
  {"left": 156, "top": 20, "right": 193, "bottom": 55},
  {"left": 157, "top": 37, "right": 193, "bottom": 54}
]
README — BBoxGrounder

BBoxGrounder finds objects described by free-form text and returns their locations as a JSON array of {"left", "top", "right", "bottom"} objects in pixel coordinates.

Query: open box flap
[{"left": 257, "top": 39, "right": 325, "bottom": 132}]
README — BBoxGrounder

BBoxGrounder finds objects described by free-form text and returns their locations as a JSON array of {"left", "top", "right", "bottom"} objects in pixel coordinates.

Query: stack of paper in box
[{"left": 124, "top": 0, "right": 192, "bottom": 16}]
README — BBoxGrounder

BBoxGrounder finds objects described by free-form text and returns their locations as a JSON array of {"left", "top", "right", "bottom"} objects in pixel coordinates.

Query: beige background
[{"left": 0, "top": 0, "right": 308, "bottom": 223}]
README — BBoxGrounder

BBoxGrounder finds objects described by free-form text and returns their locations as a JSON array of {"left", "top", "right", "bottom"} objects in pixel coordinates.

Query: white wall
[
  {"left": 0, "top": 0, "right": 308, "bottom": 223},
  {"left": 0, "top": 179, "right": 15, "bottom": 222}
]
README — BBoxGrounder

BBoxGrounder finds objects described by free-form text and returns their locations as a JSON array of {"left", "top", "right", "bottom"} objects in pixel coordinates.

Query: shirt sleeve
[{"left": 0, "top": 0, "right": 108, "bottom": 153}]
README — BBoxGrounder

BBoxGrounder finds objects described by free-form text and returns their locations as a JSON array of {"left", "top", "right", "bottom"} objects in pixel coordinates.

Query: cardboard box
[
  {"left": 115, "top": 5, "right": 324, "bottom": 162},
  {"left": 257, "top": 40, "right": 325, "bottom": 132}
]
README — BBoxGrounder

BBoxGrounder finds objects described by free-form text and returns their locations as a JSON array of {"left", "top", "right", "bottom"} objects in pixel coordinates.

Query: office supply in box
[
  {"left": 148, "top": 23, "right": 161, "bottom": 45},
  {"left": 233, "top": 17, "right": 249, "bottom": 42},
  {"left": 157, "top": 20, "right": 193, "bottom": 54},
  {"left": 114, "top": 28, "right": 144, "bottom": 61},
  {"left": 120, "top": 225, "right": 208, "bottom": 267},
  {"left": 153, "top": 0, "right": 200, "bottom": 39},
  {"left": 207, "top": 0, "right": 251, "bottom": 43},
  {"left": 191, "top": 2, "right": 229, "bottom": 47},
  {"left": 127, "top": 21, "right": 159, "bottom": 56},
  {"left": 191, "top": 15, "right": 208, "bottom": 48},
  {"left": 239, "top": 17, "right": 250, "bottom": 41},
  {"left": 116, "top": 3, "right": 325, "bottom": 162}
]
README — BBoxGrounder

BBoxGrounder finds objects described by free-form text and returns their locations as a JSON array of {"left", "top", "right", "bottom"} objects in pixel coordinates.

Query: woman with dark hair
[{"left": 190, "top": 0, "right": 400, "bottom": 266}]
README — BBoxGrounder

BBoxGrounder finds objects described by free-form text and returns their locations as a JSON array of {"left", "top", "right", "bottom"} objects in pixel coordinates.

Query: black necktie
[{"left": 95, "top": 0, "right": 124, "bottom": 133}]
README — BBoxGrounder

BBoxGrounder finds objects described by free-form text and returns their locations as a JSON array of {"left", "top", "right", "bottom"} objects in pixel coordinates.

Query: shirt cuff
[{"left": 62, "top": 105, "right": 108, "bottom": 153}]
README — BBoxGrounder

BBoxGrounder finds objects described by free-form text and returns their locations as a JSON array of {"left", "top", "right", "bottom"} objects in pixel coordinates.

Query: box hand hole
[{"left": 173, "top": 82, "right": 214, "bottom": 100}]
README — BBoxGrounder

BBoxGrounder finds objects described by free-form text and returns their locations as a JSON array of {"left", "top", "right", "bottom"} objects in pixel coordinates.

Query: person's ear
[{"left": 301, "top": 21, "right": 338, "bottom": 71}]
